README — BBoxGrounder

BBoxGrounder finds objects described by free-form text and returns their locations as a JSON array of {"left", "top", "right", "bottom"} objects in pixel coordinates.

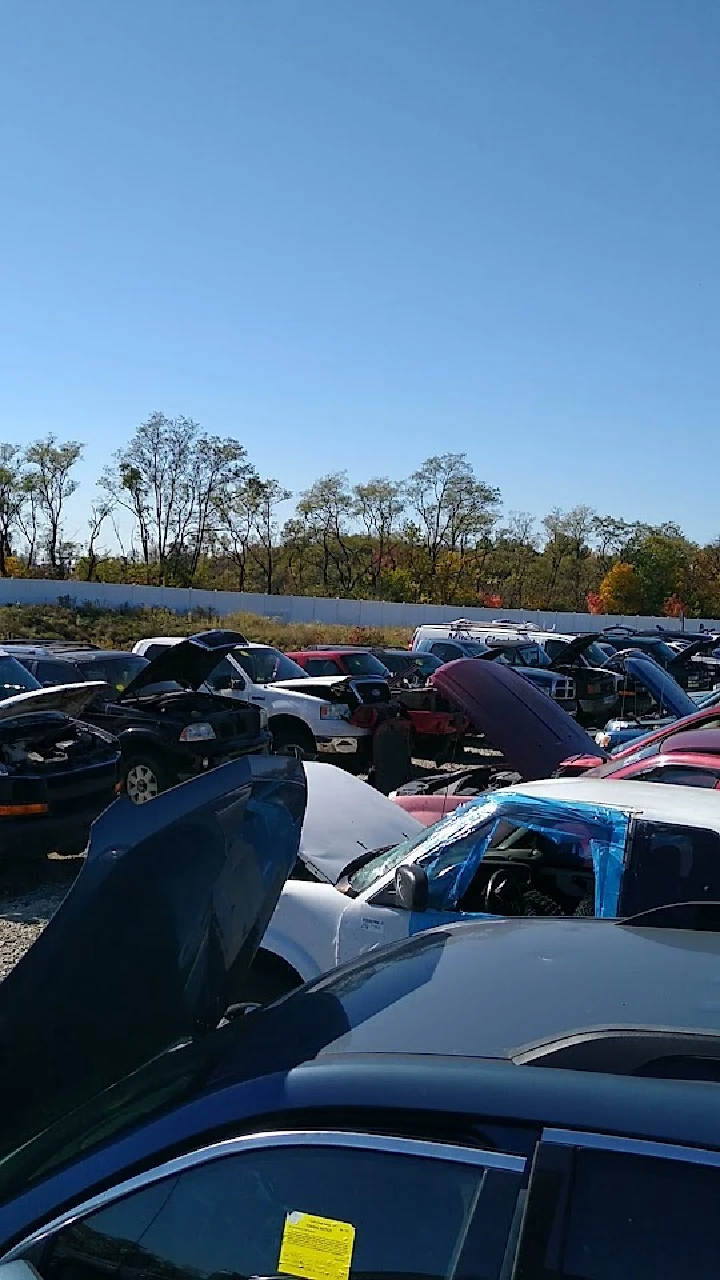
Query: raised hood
[
  {"left": 607, "top": 652, "right": 697, "bottom": 720},
  {"left": 432, "top": 659, "right": 598, "bottom": 780},
  {"left": 122, "top": 630, "right": 247, "bottom": 696},
  {"left": 0, "top": 681, "right": 107, "bottom": 722},
  {"left": 300, "top": 761, "right": 422, "bottom": 883},
  {"left": 668, "top": 636, "right": 720, "bottom": 665},
  {"left": 0, "top": 753, "right": 306, "bottom": 1160},
  {"left": 545, "top": 633, "right": 601, "bottom": 668}
]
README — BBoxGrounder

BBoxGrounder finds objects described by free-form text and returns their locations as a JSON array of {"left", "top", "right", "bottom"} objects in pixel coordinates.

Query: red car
[
  {"left": 393, "top": 727, "right": 720, "bottom": 828},
  {"left": 287, "top": 646, "right": 468, "bottom": 762},
  {"left": 556, "top": 701, "right": 720, "bottom": 777}
]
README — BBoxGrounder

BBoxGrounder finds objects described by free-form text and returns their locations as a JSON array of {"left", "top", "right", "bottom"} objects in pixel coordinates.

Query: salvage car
[
  {"left": 133, "top": 636, "right": 379, "bottom": 762},
  {"left": 8, "top": 634, "right": 270, "bottom": 803},
  {"left": 410, "top": 625, "right": 578, "bottom": 714},
  {"left": 1, "top": 754, "right": 720, "bottom": 1278},
  {"left": 601, "top": 626, "right": 720, "bottom": 692},
  {"left": 0, "top": 652, "right": 119, "bottom": 857},
  {"left": 288, "top": 646, "right": 467, "bottom": 762},
  {"left": 253, "top": 761, "right": 720, "bottom": 995}
]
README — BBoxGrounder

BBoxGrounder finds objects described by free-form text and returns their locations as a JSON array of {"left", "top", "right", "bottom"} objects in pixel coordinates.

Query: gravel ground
[
  {"left": 0, "top": 856, "right": 82, "bottom": 979},
  {"left": 0, "top": 747, "right": 496, "bottom": 981}
]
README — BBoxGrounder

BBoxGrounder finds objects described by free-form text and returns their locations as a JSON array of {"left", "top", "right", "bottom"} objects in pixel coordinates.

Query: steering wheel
[{"left": 484, "top": 866, "right": 530, "bottom": 916}]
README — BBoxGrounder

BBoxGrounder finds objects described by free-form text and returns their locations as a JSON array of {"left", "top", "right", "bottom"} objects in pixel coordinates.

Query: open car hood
[
  {"left": 300, "top": 762, "right": 422, "bottom": 883},
  {"left": 608, "top": 653, "right": 697, "bottom": 719},
  {"left": 122, "top": 630, "right": 250, "bottom": 696},
  {"left": 545, "top": 633, "right": 599, "bottom": 668},
  {"left": 0, "top": 681, "right": 107, "bottom": 722},
  {"left": 0, "top": 753, "right": 306, "bottom": 1161},
  {"left": 431, "top": 659, "right": 598, "bottom": 780},
  {"left": 668, "top": 636, "right": 720, "bottom": 665}
]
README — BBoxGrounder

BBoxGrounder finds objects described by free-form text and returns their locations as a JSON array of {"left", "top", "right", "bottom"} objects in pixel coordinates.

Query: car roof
[
  {"left": 141, "top": 637, "right": 275, "bottom": 653},
  {"left": 300, "top": 917, "right": 720, "bottom": 1065},
  {"left": 510, "top": 775, "right": 720, "bottom": 827}
]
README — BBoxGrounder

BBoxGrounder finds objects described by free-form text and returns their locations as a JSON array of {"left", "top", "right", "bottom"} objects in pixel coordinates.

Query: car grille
[
  {"left": 212, "top": 708, "right": 261, "bottom": 739},
  {"left": 553, "top": 677, "right": 575, "bottom": 701},
  {"left": 348, "top": 678, "right": 391, "bottom": 706}
]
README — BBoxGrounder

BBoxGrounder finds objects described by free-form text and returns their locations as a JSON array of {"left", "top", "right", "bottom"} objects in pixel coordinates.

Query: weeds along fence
[{"left": 0, "top": 578, "right": 719, "bottom": 634}]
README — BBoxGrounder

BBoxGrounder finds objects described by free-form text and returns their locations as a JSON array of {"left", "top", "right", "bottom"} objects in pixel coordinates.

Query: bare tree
[
  {"left": 247, "top": 478, "right": 292, "bottom": 594},
  {"left": 406, "top": 453, "right": 501, "bottom": 593},
  {"left": 296, "top": 472, "right": 357, "bottom": 593},
  {"left": 353, "top": 477, "right": 405, "bottom": 594},
  {"left": 103, "top": 413, "right": 249, "bottom": 583},
  {"left": 84, "top": 496, "right": 115, "bottom": 581},
  {"left": 0, "top": 444, "right": 25, "bottom": 575},
  {"left": 24, "top": 435, "right": 84, "bottom": 577}
]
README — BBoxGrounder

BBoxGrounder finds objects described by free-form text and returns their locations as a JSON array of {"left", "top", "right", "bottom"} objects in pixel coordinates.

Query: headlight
[
  {"left": 180, "top": 722, "right": 216, "bottom": 742},
  {"left": 595, "top": 732, "right": 612, "bottom": 748},
  {"left": 319, "top": 702, "right": 350, "bottom": 720}
]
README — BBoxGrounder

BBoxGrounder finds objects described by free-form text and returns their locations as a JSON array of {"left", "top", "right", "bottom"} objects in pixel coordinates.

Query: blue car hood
[
  {"left": 615, "top": 654, "right": 697, "bottom": 719},
  {"left": 0, "top": 754, "right": 306, "bottom": 1159}
]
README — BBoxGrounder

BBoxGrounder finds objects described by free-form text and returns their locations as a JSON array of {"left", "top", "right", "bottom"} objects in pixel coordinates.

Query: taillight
[
  {"left": 0, "top": 803, "right": 48, "bottom": 816},
  {"left": 350, "top": 706, "right": 379, "bottom": 728}
]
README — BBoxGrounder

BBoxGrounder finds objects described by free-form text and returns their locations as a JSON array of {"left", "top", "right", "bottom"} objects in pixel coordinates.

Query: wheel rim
[{"left": 126, "top": 763, "right": 159, "bottom": 804}]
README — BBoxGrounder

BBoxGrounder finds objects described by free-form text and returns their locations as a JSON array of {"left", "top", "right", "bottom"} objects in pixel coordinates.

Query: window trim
[
  {"left": 542, "top": 1126, "right": 720, "bottom": 1169},
  {"left": 2, "top": 1129, "right": 526, "bottom": 1262}
]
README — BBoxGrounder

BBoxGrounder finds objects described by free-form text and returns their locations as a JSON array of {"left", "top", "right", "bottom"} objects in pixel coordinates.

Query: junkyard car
[
  {"left": 1, "top": 753, "right": 720, "bottom": 1277},
  {"left": 410, "top": 625, "right": 578, "bottom": 714},
  {"left": 288, "top": 646, "right": 467, "bottom": 762},
  {"left": 253, "top": 763, "right": 720, "bottom": 994},
  {"left": 0, "top": 652, "right": 119, "bottom": 856},
  {"left": 9, "top": 634, "right": 270, "bottom": 803},
  {"left": 133, "top": 636, "right": 380, "bottom": 761}
]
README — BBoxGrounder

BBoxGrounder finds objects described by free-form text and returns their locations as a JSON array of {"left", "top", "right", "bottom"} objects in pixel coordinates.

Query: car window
[
  {"left": 31, "top": 1138, "right": 523, "bottom": 1280},
  {"left": 206, "top": 656, "right": 246, "bottom": 692},
  {"left": 430, "top": 642, "right": 461, "bottom": 661},
  {"left": 515, "top": 1141, "right": 720, "bottom": 1280},
  {"left": 76, "top": 655, "right": 150, "bottom": 692},
  {"left": 35, "top": 659, "right": 85, "bottom": 685},
  {"left": 305, "top": 657, "right": 344, "bottom": 676},
  {"left": 634, "top": 764, "right": 720, "bottom": 788},
  {"left": 340, "top": 652, "right": 391, "bottom": 677},
  {"left": 0, "top": 655, "right": 42, "bottom": 699},
  {"left": 349, "top": 798, "right": 499, "bottom": 896},
  {"left": 232, "top": 648, "right": 307, "bottom": 684},
  {"left": 620, "top": 820, "right": 720, "bottom": 914}
]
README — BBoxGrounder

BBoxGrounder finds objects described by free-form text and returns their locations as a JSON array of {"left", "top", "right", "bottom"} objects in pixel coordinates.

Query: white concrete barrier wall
[{"left": 1, "top": 577, "right": 719, "bottom": 634}]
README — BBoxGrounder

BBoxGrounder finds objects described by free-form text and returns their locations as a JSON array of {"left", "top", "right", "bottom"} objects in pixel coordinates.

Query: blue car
[{"left": 0, "top": 753, "right": 718, "bottom": 1278}]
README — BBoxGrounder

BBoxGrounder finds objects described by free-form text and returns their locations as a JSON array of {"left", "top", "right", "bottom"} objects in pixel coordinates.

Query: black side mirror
[{"left": 395, "top": 863, "right": 429, "bottom": 912}]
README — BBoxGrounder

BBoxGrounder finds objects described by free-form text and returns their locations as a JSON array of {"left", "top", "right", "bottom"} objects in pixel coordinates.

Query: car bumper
[
  {"left": 316, "top": 735, "right": 360, "bottom": 756},
  {"left": 174, "top": 731, "right": 272, "bottom": 781},
  {"left": 0, "top": 794, "right": 116, "bottom": 858}
]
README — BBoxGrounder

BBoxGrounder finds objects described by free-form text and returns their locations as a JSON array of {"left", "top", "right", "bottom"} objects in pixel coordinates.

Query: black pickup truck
[{"left": 8, "top": 632, "right": 270, "bottom": 804}]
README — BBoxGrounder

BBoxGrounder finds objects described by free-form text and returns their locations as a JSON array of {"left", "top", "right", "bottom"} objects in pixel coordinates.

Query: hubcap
[{"left": 126, "top": 763, "right": 159, "bottom": 804}]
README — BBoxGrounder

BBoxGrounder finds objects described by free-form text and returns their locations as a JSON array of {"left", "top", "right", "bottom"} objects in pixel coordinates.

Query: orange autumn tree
[{"left": 598, "top": 562, "right": 645, "bottom": 615}]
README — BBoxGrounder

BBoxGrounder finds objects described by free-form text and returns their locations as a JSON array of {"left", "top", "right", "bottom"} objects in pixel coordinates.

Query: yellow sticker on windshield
[{"left": 278, "top": 1211, "right": 356, "bottom": 1280}]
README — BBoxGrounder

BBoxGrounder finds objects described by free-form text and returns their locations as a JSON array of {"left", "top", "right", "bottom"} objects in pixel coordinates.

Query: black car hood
[
  {"left": 605, "top": 652, "right": 697, "bottom": 719},
  {"left": 0, "top": 753, "right": 306, "bottom": 1160},
  {"left": 122, "top": 630, "right": 248, "bottom": 696},
  {"left": 668, "top": 636, "right": 720, "bottom": 665},
  {"left": 431, "top": 659, "right": 597, "bottom": 780}
]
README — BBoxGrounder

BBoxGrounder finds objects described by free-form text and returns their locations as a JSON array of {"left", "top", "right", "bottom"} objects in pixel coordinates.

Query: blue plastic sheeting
[{"left": 421, "top": 791, "right": 629, "bottom": 916}]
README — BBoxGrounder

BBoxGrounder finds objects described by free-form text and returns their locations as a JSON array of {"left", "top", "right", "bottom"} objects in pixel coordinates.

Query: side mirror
[{"left": 395, "top": 863, "right": 429, "bottom": 912}]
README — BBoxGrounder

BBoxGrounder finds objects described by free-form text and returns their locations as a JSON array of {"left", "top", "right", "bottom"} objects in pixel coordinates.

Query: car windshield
[
  {"left": 232, "top": 647, "right": 307, "bottom": 684},
  {"left": 78, "top": 654, "right": 178, "bottom": 694},
  {"left": 348, "top": 798, "right": 496, "bottom": 895},
  {"left": 340, "top": 652, "right": 391, "bottom": 677},
  {"left": 374, "top": 651, "right": 411, "bottom": 676},
  {"left": 411, "top": 653, "right": 444, "bottom": 675},
  {"left": 453, "top": 639, "right": 489, "bottom": 657},
  {"left": 0, "top": 656, "right": 41, "bottom": 700}
]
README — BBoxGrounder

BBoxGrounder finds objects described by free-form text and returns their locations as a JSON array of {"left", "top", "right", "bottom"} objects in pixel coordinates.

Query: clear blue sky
[{"left": 1, "top": 0, "right": 718, "bottom": 547}]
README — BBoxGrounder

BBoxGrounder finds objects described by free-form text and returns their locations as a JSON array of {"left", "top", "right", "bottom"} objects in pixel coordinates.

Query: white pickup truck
[{"left": 132, "top": 637, "right": 386, "bottom": 760}]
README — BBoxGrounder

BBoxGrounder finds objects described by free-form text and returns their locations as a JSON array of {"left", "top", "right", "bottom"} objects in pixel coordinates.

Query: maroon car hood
[{"left": 431, "top": 658, "right": 600, "bottom": 780}]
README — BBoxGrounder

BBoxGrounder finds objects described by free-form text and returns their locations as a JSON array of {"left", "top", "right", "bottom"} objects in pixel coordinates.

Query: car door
[
  {"left": 511, "top": 1128, "right": 720, "bottom": 1280},
  {"left": 618, "top": 819, "right": 720, "bottom": 915},
  {"left": 4, "top": 1129, "right": 527, "bottom": 1280},
  {"left": 335, "top": 797, "right": 629, "bottom": 964}
]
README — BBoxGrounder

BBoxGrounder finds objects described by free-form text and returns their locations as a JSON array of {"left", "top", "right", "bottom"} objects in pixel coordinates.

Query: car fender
[
  {"left": 263, "top": 881, "right": 348, "bottom": 980},
  {"left": 114, "top": 725, "right": 168, "bottom": 753}
]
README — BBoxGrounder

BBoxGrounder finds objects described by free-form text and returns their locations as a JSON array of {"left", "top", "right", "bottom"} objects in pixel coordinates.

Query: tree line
[{"left": 1, "top": 413, "right": 718, "bottom": 617}]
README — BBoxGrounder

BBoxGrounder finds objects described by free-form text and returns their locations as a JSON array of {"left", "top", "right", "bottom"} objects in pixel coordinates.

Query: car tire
[
  {"left": 123, "top": 754, "right": 167, "bottom": 805},
  {"left": 270, "top": 720, "right": 316, "bottom": 759}
]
